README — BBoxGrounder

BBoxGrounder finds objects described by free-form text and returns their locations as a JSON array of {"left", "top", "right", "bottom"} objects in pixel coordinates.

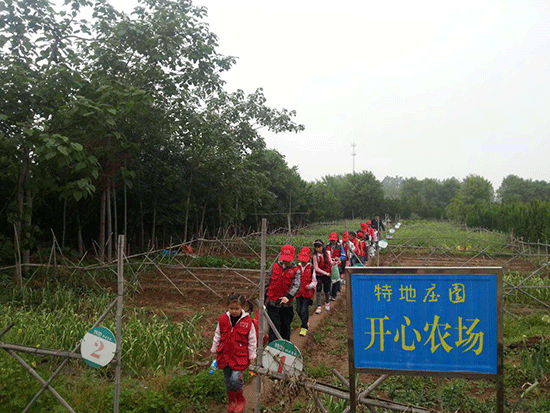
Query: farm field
[{"left": 1, "top": 220, "right": 550, "bottom": 412}]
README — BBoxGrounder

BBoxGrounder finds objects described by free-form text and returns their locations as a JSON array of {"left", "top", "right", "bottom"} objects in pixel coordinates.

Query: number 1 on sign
[
  {"left": 90, "top": 341, "right": 104, "bottom": 359},
  {"left": 277, "top": 356, "right": 286, "bottom": 373}
]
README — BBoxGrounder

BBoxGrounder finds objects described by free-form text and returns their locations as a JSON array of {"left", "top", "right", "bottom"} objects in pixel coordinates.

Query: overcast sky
[{"left": 111, "top": 0, "right": 550, "bottom": 189}]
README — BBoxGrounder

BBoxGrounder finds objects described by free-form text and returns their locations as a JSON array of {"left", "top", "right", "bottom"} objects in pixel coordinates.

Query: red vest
[
  {"left": 215, "top": 313, "right": 252, "bottom": 371},
  {"left": 353, "top": 238, "right": 365, "bottom": 257},
  {"left": 326, "top": 243, "right": 342, "bottom": 260},
  {"left": 266, "top": 263, "right": 299, "bottom": 302},
  {"left": 314, "top": 251, "right": 331, "bottom": 275},
  {"left": 297, "top": 263, "right": 314, "bottom": 299},
  {"left": 367, "top": 226, "right": 375, "bottom": 240}
]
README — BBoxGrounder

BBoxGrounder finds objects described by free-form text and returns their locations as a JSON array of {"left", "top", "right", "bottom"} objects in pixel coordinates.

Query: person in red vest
[
  {"left": 326, "top": 232, "right": 344, "bottom": 301},
  {"left": 342, "top": 231, "right": 352, "bottom": 268},
  {"left": 243, "top": 301, "right": 269, "bottom": 347},
  {"left": 356, "top": 230, "right": 367, "bottom": 264},
  {"left": 348, "top": 231, "right": 361, "bottom": 266},
  {"left": 365, "top": 220, "right": 378, "bottom": 256},
  {"left": 313, "top": 239, "right": 332, "bottom": 313},
  {"left": 264, "top": 244, "right": 301, "bottom": 342},
  {"left": 210, "top": 293, "right": 257, "bottom": 413},
  {"left": 295, "top": 246, "right": 315, "bottom": 336}
]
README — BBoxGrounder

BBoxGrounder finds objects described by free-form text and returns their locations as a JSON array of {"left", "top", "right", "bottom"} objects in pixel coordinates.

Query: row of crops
[{"left": 456, "top": 200, "right": 550, "bottom": 243}]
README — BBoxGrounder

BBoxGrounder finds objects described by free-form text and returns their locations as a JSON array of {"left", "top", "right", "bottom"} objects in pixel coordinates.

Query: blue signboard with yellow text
[{"left": 350, "top": 269, "right": 501, "bottom": 375}]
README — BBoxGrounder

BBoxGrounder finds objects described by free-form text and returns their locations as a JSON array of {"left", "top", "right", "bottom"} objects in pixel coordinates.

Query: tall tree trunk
[
  {"left": 113, "top": 185, "right": 118, "bottom": 254},
  {"left": 62, "top": 198, "right": 67, "bottom": 249},
  {"left": 183, "top": 171, "right": 193, "bottom": 243},
  {"left": 15, "top": 147, "right": 31, "bottom": 282},
  {"left": 22, "top": 189, "right": 32, "bottom": 268},
  {"left": 124, "top": 175, "right": 128, "bottom": 254},
  {"left": 140, "top": 199, "right": 145, "bottom": 251},
  {"left": 99, "top": 190, "right": 106, "bottom": 262},
  {"left": 199, "top": 202, "right": 207, "bottom": 238},
  {"left": 77, "top": 213, "right": 84, "bottom": 257},
  {"left": 107, "top": 182, "right": 112, "bottom": 261},
  {"left": 151, "top": 203, "right": 156, "bottom": 250}
]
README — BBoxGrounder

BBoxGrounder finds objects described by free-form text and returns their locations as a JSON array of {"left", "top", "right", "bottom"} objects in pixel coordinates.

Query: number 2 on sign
[{"left": 91, "top": 341, "right": 104, "bottom": 359}]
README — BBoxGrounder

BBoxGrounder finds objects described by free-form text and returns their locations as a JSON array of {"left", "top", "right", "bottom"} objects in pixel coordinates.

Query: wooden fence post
[
  {"left": 114, "top": 235, "right": 124, "bottom": 413},
  {"left": 255, "top": 218, "right": 267, "bottom": 413}
]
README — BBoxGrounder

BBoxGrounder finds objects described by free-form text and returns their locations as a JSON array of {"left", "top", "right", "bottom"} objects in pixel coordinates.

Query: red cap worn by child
[
  {"left": 360, "top": 223, "right": 368, "bottom": 232},
  {"left": 342, "top": 232, "right": 349, "bottom": 242},
  {"left": 328, "top": 232, "right": 338, "bottom": 241},
  {"left": 357, "top": 231, "right": 364, "bottom": 239},
  {"left": 298, "top": 247, "right": 311, "bottom": 262},
  {"left": 279, "top": 244, "right": 295, "bottom": 261}
]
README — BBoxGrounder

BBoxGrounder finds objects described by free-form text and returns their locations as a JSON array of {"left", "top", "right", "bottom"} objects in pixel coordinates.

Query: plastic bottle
[{"left": 208, "top": 359, "right": 218, "bottom": 374}]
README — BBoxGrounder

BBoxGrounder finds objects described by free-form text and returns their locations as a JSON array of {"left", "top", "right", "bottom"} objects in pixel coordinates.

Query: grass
[
  {"left": 504, "top": 271, "right": 550, "bottom": 305},
  {"left": 387, "top": 220, "right": 510, "bottom": 254},
  {"left": 0, "top": 270, "right": 213, "bottom": 413}
]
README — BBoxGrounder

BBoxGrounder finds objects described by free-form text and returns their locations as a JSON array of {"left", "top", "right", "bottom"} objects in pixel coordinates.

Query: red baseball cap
[
  {"left": 298, "top": 247, "right": 311, "bottom": 262},
  {"left": 329, "top": 232, "right": 338, "bottom": 241},
  {"left": 360, "top": 223, "right": 368, "bottom": 231},
  {"left": 279, "top": 244, "right": 295, "bottom": 261},
  {"left": 342, "top": 232, "right": 349, "bottom": 242},
  {"left": 367, "top": 220, "right": 371, "bottom": 225},
  {"left": 357, "top": 231, "right": 364, "bottom": 239}
]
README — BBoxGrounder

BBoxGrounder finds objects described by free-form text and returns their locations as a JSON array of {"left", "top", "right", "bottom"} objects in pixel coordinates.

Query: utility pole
[{"left": 351, "top": 142, "right": 356, "bottom": 174}]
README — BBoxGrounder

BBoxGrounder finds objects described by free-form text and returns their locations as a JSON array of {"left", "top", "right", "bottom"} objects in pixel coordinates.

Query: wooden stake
[
  {"left": 255, "top": 219, "right": 267, "bottom": 413},
  {"left": 6, "top": 349, "right": 76, "bottom": 413},
  {"left": 114, "top": 235, "right": 124, "bottom": 413}
]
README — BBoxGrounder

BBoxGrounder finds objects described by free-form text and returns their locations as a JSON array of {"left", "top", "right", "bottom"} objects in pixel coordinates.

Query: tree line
[
  {"left": 2, "top": 1, "right": 549, "bottom": 281},
  {"left": 384, "top": 174, "right": 550, "bottom": 243}
]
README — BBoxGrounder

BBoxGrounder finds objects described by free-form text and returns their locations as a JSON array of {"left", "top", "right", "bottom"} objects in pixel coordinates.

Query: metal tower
[{"left": 351, "top": 142, "right": 356, "bottom": 174}]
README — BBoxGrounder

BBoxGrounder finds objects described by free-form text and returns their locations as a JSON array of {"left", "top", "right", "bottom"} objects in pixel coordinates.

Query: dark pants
[
  {"left": 266, "top": 303, "right": 294, "bottom": 342},
  {"left": 295, "top": 296, "right": 312, "bottom": 329},
  {"left": 316, "top": 275, "right": 331, "bottom": 306},
  {"left": 223, "top": 366, "right": 243, "bottom": 391},
  {"left": 331, "top": 263, "right": 344, "bottom": 298},
  {"left": 331, "top": 280, "right": 340, "bottom": 299}
]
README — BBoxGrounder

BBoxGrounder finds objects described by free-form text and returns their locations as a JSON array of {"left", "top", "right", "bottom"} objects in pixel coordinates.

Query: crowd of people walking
[{"left": 210, "top": 218, "right": 385, "bottom": 412}]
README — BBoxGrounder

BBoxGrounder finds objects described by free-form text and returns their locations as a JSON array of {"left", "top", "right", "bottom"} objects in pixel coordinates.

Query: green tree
[
  {"left": 458, "top": 175, "right": 494, "bottom": 204},
  {"left": 446, "top": 175, "right": 494, "bottom": 222},
  {"left": 497, "top": 175, "right": 550, "bottom": 204},
  {"left": 1, "top": 0, "right": 305, "bottom": 268},
  {"left": 400, "top": 178, "right": 427, "bottom": 218},
  {"left": 381, "top": 176, "right": 404, "bottom": 200},
  {"left": 0, "top": 0, "right": 100, "bottom": 279}
]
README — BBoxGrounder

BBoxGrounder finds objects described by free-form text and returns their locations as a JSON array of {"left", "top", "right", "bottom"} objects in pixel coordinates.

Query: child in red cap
[
  {"left": 295, "top": 247, "right": 315, "bottom": 336},
  {"left": 264, "top": 244, "right": 301, "bottom": 342},
  {"left": 210, "top": 293, "right": 256, "bottom": 413},
  {"left": 342, "top": 232, "right": 352, "bottom": 268},
  {"left": 356, "top": 231, "right": 367, "bottom": 264},
  {"left": 348, "top": 231, "right": 361, "bottom": 266},
  {"left": 313, "top": 239, "right": 332, "bottom": 313},
  {"left": 326, "top": 232, "right": 344, "bottom": 301}
]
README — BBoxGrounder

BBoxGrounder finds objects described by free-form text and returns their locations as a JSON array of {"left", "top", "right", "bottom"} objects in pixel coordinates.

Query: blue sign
[{"left": 351, "top": 273, "right": 497, "bottom": 374}]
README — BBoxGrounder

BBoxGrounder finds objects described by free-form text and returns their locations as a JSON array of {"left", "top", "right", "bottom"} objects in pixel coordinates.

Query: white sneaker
[
  {"left": 325, "top": 304, "right": 330, "bottom": 311},
  {"left": 315, "top": 306, "right": 322, "bottom": 314}
]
